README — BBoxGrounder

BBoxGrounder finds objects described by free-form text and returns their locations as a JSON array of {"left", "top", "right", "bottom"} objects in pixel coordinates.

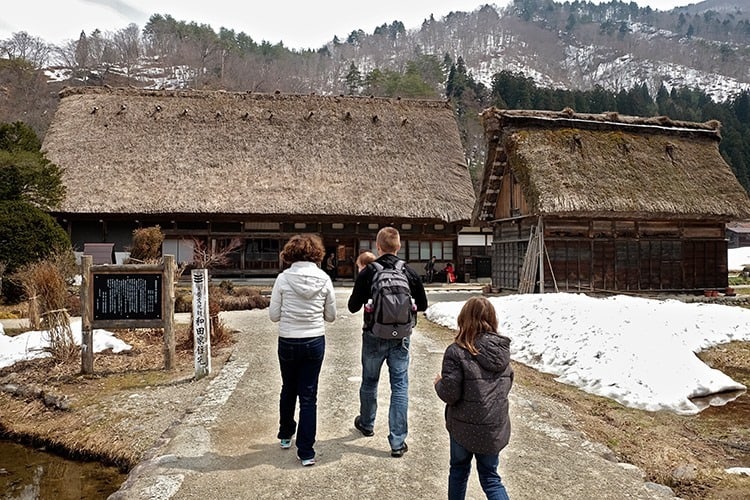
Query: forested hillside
[{"left": 1, "top": 0, "right": 750, "bottom": 191}]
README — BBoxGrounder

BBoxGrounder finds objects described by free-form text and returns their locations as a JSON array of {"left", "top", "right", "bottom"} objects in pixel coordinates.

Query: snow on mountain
[{"left": 28, "top": 2, "right": 750, "bottom": 103}]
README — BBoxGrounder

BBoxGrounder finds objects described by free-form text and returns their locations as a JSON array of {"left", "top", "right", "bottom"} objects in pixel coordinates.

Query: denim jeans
[
  {"left": 448, "top": 437, "right": 510, "bottom": 500},
  {"left": 277, "top": 336, "right": 325, "bottom": 461},
  {"left": 359, "top": 332, "right": 410, "bottom": 450}
]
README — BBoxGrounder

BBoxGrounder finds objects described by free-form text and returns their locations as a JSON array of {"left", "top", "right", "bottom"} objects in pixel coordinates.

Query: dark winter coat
[
  {"left": 347, "top": 253, "right": 428, "bottom": 328},
  {"left": 435, "top": 332, "right": 513, "bottom": 455}
]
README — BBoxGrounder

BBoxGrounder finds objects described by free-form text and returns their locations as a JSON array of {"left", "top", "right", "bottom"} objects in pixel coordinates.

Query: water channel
[{"left": 0, "top": 440, "right": 124, "bottom": 499}]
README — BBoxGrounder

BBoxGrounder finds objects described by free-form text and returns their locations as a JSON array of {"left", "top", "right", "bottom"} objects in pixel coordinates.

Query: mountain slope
[{"left": 324, "top": 0, "right": 750, "bottom": 102}]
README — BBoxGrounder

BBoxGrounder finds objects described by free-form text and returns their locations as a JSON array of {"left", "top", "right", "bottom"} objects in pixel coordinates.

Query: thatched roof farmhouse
[
  {"left": 475, "top": 108, "right": 750, "bottom": 293},
  {"left": 43, "top": 87, "right": 476, "bottom": 278}
]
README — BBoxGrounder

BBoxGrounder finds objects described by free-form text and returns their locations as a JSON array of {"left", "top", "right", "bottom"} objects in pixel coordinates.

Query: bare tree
[
  {"left": 190, "top": 237, "right": 243, "bottom": 269},
  {"left": 53, "top": 39, "right": 79, "bottom": 68},
  {"left": 112, "top": 23, "right": 142, "bottom": 76},
  {"left": 87, "top": 29, "right": 118, "bottom": 68},
  {"left": 0, "top": 32, "right": 51, "bottom": 68}
]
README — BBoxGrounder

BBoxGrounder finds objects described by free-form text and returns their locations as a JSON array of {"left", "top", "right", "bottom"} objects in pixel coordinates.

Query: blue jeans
[
  {"left": 359, "top": 332, "right": 410, "bottom": 450},
  {"left": 277, "top": 336, "right": 325, "bottom": 461},
  {"left": 448, "top": 437, "right": 510, "bottom": 500}
]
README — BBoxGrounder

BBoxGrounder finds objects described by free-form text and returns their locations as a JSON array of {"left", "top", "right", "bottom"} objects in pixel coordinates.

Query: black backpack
[{"left": 368, "top": 260, "right": 416, "bottom": 339}]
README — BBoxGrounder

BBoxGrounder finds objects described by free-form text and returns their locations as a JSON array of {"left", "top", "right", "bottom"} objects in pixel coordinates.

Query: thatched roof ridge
[
  {"left": 482, "top": 107, "right": 721, "bottom": 138},
  {"left": 45, "top": 87, "right": 474, "bottom": 222},
  {"left": 57, "top": 85, "right": 454, "bottom": 111},
  {"left": 475, "top": 107, "right": 750, "bottom": 222}
]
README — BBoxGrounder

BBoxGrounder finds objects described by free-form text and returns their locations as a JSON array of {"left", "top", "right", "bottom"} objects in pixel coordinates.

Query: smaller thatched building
[
  {"left": 43, "top": 87, "right": 476, "bottom": 278},
  {"left": 474, "top": 108, "right": 750, "bottom": 293},
  {"left": 726, "top": 222, "right": 750, "bottom": 249}
]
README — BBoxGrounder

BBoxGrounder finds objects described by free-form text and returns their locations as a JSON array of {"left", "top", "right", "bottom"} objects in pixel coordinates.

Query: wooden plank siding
[
  {"left": 492, "top": 218, "right": 728, "bottom": 292},
  {"left": 64, "top": 216, "right": 464, "bottom": 279},
  {"left": 492, "top": 169, "right": 529, "bottom": 221}
]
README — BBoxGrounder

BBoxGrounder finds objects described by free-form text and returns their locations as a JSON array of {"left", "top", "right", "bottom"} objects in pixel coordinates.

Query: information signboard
[
  {"left": 92, "top": 273, "right": 163, "bottom": 321},
  {"left": 81, "top": 256, "right": 175, "bottom": 374}
]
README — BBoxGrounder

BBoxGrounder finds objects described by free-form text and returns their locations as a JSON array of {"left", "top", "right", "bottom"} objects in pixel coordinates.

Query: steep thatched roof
[
  {"left": 44, "top": 87, "right": 474, "bottom": 223},
  {"left": 475, "top": 108, "right": 750, "bottom": 222}
]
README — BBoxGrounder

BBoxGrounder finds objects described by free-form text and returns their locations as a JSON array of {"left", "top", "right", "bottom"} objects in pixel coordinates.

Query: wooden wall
[{"left": 492, "top": 217, "right": 728, "bottom": 293}]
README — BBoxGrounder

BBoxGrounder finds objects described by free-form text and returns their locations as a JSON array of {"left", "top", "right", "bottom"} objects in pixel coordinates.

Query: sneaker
[
  {"left": 391, "top": 443, "right": 408, "bottom": 458},
  {"left": 298, "top": 456, "right": 316, "bottom": 467},
  {"left": 354, "top": 416, "right": 374, "bottom": 437},
  {"left": 279, "top": 439, "right": 292, "bottom": 449}
]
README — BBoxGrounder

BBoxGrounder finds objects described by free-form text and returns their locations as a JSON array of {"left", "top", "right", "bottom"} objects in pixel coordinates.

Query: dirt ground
[
  {"left": 510, "top": 346, "right": 750, "bottom": 499},
  {"left": 1, "top": 302, "right": 750, "bottom": 499},
  {"left": 0, "top": 321, "right": 234, "bottom": 469}
]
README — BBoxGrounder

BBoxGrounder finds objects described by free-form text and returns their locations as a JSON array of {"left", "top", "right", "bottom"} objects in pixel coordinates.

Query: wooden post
[
  {"left": 191, "top": 268, "right": 211, "bottom": 379},
  {"left": 80, "top": 255, "right": 94, "bottom": 374},
  {"left": 538, "top": 216, "right": 545, "bottom": 294},
  {"left": 163, "top": 255, "right": 176, "bottom": 370}
]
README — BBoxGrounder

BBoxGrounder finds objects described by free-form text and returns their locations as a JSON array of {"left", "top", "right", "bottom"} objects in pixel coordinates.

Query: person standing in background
[
  {"left": 444, "top": 262, "right": 456, "bottom": 283},
  {"left": 425, "top": 255, "right": 437, "bottom": 283},
  {"left": 356, "top": 251, "right": 377, "bottom": 273},
  {"left": 324, "top": 251, "right": 337, "bottom": 282}
]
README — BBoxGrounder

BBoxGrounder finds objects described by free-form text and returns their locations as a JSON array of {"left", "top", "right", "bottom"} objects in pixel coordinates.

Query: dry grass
[
  {"left": 0, "top": 302, "right": 25, "bottom": 320},
  {"left": 0, "top": 323, "right": 234, "bottom": 470}
]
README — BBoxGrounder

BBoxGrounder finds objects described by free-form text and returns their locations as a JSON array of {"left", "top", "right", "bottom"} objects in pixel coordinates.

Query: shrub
[
  {"left": 218, "top": 292, "right": 270, "bottom": 311},
  {"left": 176, "top": 284, "right": 270, "bottom": 312},
  {"left": 208, "top": 294, "right": 230, "bottom": 346},
  {"left": 0, "top": 200, "right": 70, "bottom": 302},
  {"left": 174, "top": 289, "right": 193, "bottom": 313},
  {"left": 10, "top": 251, "right": 78, "bottom": 362},
  {"left": 128, "top": 226, "right": 164, "bottom": 262},
  {"left": 65, "top": 293, "right": 81, "bottom": 317}
]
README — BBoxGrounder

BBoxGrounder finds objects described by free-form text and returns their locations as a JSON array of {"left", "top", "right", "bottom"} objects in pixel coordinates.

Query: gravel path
[{"left": 110, "top": 289, "right": 677, "bottom": 500}]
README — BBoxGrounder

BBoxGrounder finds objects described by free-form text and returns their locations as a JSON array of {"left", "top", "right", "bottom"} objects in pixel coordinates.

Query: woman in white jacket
[{"left": 269, "top": 234, "right": 336, "bottom": 466}]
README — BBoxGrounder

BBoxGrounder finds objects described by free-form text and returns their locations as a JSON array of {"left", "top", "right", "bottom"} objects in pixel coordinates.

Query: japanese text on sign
[
  {"left": 192, "top": 269, "right": 211, "bottom": 378},
  {"left": 93, "top": 273, "right": 162, "bottom": 321}
]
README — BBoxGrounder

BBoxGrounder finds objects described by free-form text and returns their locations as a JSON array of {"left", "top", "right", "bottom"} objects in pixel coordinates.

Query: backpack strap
[{"left": 369, "top": 260, "right": 405, "bottom": 278}]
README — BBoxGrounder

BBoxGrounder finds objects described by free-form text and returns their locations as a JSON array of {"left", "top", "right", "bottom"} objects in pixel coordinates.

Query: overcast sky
[{"left": 0, "top": 0, "right": 694, "bottom": 50}]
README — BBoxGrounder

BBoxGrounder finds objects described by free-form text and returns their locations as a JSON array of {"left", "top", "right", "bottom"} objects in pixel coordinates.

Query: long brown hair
[{"left": 455, "top": 296, "right": 499, "bottom": 355}]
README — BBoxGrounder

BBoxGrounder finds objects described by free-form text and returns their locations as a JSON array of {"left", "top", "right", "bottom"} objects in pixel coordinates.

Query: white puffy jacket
[{"left": 269, "top": 261, "right": 336, "bottom": 338}]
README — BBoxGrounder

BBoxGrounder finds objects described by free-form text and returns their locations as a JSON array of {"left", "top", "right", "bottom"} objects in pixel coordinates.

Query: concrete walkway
[{"left": 108, "top": 289, "right": 676, "bottom": 500}]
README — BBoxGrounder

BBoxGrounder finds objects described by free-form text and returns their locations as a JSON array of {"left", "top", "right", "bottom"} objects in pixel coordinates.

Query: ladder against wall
[{"left": 518, "top": 225, "right": 539, "bottom": 294}]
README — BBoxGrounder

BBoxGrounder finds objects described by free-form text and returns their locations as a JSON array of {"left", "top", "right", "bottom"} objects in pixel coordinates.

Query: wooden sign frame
[
  {"left": 80, "top": 255, "right": 175, "bottom": 374},
  {"left": 91, "top": 270, "right": 164, "bottom": 328}
]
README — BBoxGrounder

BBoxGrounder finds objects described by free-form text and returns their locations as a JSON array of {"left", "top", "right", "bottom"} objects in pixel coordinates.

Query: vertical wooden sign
[
  {"left": 191, "top": 269, "right": 211, "bottom": 379},
  {"left": 81, "top": 255, "right": 94, "bottom": 374}
]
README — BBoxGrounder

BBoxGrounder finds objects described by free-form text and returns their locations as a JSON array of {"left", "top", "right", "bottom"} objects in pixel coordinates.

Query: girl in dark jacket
[{"left": 434, "top": 296, "right": 513, "bottom": 500}]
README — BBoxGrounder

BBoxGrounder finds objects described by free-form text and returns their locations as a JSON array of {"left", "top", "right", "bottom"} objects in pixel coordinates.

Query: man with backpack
[{"left": 347, "top": 227, "right": 428, "bottom": 458}]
